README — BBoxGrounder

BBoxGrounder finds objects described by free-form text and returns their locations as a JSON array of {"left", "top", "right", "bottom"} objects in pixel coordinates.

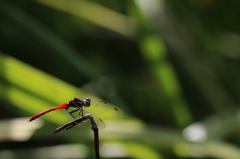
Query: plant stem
[
  {"left": 54, "top": 114, "right": 101, "bottom": 159},
  {"left": 92, "top": 128, "right": 100, "bottom": 159}
]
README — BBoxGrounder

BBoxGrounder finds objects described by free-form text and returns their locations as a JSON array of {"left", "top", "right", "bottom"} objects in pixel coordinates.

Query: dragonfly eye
[{"left": 84, "top": 98, "right": 91, "bottom": 107}]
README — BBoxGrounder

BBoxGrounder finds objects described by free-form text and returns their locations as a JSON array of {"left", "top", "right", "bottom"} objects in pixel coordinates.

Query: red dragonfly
[{"left": 28, "top": 97, "right": 119, "bottom": 128}]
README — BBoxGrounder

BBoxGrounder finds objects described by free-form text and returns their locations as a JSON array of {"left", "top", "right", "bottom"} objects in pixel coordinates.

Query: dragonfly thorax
[{"left": 68, "top": 97, "right": 92, "bottom": 108}]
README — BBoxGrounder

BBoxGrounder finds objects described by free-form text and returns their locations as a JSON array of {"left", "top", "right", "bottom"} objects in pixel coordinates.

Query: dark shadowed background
[{"left": 1, "top": 0, "right": 240, "bottom": 158}]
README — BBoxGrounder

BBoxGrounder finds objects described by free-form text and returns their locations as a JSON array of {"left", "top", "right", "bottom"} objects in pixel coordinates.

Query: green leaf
[{"left": 0, "top": 53, "right": 120, "bottom": 124}]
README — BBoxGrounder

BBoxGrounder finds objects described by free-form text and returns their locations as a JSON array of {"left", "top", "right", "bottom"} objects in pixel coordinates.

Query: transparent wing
[
  {"left": 65, "top": 107, "right": 106, "bottom": 129},
  {"left": 84, "top": 101, "right": 120, "bottom": 119},
  {"left": 83, "top": 109, "right": 106, "bottom": 129},
  {"left": 83, "top": 101, "right": 108, "bottom": 115}
]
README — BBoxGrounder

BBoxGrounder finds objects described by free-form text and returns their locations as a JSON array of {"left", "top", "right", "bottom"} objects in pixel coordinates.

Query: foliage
[{"left": 1, "top": 0, "right": 240, "bottom": 158}]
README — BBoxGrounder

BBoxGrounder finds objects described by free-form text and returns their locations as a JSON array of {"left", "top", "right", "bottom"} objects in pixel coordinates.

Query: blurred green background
[{"left": 1, "top": 0, "right": 240, "bottom": 158}]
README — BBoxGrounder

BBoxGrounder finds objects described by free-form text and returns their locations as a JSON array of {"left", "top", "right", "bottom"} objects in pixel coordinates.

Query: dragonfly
[{"left": 28, "top": 97, "right": 119, "bottom": 129}]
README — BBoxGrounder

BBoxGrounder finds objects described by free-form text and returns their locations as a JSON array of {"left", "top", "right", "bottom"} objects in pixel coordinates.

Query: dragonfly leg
[
  {"left": 79, "top": 108, "right": 84, "bottom": 117},
  {"left": 68, "top": 108, "right": 80, "bottom": 119}
]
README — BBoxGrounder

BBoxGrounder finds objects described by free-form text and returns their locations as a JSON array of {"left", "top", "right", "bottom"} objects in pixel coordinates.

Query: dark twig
[
  {"left": 53, "top": 114, "right": 100, "bottom": 159},
  {"left": 53, "top": 115, "right": 89, "bottom": 134},
  {"left": 89, "top": 115, "right": 100, "bottom": 159}
]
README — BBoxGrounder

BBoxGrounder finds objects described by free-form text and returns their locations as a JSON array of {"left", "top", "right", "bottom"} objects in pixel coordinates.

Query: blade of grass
[
  {"left": 128, "top": 0, "right": 192, "bottom": 128},
  {"left": 0, "top": 1, "right": 99, "bottom": 80},
  {"left": 0, "top": 1, "right": 129, "bottom": 110},
  {"left": 36, "top": 0, "right": 136, "bottom": 38},
  {"left": 0, "top": 53, "right": 120, "bottom": 124}
]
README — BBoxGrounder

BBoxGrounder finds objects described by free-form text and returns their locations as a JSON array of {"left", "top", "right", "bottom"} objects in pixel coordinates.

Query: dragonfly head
[{"left": 83, "top": 98, "right": 91, "bottom": 107}]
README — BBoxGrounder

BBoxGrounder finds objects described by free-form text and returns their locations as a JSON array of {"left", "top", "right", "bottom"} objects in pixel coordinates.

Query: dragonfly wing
[
  {"left": 84, "top": 101, "right": 108, "bottom": 115},
  {"left": 83, "top": 109, "right": 106, "bottom": 129},
  {"left": 98, "top": 106, "right": 119, "bottom": 119},
  {"left": 65, "top": 107, "right": 81, "bottom": 119},
  {"left": 84, "top": 101, "right": 119, "bottom": 119},
  {"left": 64, "top": 108, "right": 106, "bottom": 129}
]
